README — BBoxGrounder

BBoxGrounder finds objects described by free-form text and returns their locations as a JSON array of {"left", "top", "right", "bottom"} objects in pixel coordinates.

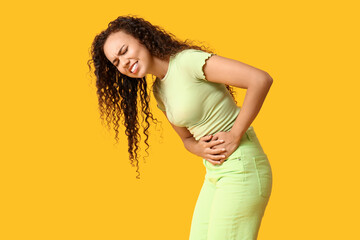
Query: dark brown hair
[{"left": 87, "top": 15, "right": 236, "bottom": 179}]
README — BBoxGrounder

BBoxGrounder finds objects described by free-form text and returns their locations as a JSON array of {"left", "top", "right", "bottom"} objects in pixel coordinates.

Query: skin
[
  {"left": 103, "top": 30, "right": 169, "bottom": 79},
  {"left": 103, "top": 30, "right": 273, "bottom": 166}
]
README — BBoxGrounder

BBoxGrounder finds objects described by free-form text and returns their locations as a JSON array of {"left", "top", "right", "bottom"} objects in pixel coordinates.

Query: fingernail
[
  {"left": 220, "top": 140, "right": 224, "bottom": 142},
  {"left": 222, "top": 148, "right": 225, "bottom": 151}
]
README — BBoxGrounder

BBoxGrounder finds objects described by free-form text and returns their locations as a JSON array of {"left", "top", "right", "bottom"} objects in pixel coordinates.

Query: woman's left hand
[{"left": 210, "top": 131, "right": 242, "bottom": 160}]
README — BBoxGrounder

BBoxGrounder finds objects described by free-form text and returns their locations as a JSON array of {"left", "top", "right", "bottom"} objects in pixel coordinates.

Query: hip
[
  {"left": 202, "top": 126, "right": 270, "bottom": 169},
  {"left": 202, "top": 126, "right": 273, "bottom": 197}
]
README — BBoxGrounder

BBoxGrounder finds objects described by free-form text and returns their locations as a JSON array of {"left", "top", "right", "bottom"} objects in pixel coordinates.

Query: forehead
[{"left": 103, "top": 31, "right": 134, "bottom": 59}]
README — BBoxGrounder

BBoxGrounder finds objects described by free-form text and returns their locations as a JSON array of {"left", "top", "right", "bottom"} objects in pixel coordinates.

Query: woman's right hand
[
  {"left": 197, "top": 135, "right": 227, "bottom": 165},
  {"left": 167, "top": 120, "right": 227, "bottom": 166}
]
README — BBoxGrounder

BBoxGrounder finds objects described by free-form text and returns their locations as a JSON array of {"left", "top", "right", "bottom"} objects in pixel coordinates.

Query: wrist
[{"left": 229, "top": 129, "right": 245, "bottom": 144}]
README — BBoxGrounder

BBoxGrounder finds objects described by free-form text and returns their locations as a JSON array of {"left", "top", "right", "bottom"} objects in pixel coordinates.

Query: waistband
[{"left": 226, "top": 126, "right": 264, "bottom": 160}]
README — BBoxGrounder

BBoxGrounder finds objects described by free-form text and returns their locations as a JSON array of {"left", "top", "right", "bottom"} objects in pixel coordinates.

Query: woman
[{"left": 88, "top": 15, "right": 273, "bottom": 240}]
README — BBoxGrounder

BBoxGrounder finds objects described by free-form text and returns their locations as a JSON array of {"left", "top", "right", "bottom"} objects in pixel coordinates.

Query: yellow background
[{"left": 1, "top": 0, "right": 359, "bottom": 239}]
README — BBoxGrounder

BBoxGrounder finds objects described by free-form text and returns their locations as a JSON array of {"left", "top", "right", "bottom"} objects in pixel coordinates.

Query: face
[{"left": 103, "top": 30, "right": 153, "bottom": 78}]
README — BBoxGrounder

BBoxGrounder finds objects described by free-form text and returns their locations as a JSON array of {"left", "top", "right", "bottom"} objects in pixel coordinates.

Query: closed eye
[{"left": 114, "top": 47, "right": 128, "bottom": 67}]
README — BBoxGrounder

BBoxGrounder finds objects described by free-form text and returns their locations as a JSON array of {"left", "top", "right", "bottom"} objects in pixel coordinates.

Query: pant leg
[
  {"left": 206, "top": 155, "right": 271, "bottom": 240},
  {"left": 190, "top": 126, "right": 272, "bottom": 240},
  {"left": 189, "top": 173, "right": 216, "bottom": 240}
]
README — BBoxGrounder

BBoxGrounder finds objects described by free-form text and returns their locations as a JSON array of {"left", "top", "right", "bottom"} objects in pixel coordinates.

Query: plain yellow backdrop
[{"left": 1, "top": 0, "right": 359, "bottom": 239}]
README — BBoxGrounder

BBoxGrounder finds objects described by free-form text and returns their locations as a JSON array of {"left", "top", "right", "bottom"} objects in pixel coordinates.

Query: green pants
[{"left": 189, "top": 126, "right": 272, "bottom": 240}]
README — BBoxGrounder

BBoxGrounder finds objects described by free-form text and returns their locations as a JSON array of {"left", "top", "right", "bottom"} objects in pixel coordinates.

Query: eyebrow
[{"left": 112, "top": 45, "right": 124, "bottom": 65}]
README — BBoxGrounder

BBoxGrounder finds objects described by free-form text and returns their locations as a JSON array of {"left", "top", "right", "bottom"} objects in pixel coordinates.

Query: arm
[
  {"left": 161, "top": 111, "right": 227, "bottom": 165},
  {"left": 202, "top": 55, "right": 273, "bottom": 158}
]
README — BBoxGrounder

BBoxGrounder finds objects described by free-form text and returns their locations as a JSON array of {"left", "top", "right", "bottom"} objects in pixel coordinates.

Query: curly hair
[{"left": 87, "top": 15, "right": 237, "bottom": 179}]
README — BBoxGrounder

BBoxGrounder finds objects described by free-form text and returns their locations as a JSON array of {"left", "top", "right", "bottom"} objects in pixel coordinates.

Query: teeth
[{"left": 131, "top": 62, "right": 138, "bottom": 73}]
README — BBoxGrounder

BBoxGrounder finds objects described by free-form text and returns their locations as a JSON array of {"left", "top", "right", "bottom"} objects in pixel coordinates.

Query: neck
[{"left": 149, "top": 56, "right": 169, "bottom": 81}]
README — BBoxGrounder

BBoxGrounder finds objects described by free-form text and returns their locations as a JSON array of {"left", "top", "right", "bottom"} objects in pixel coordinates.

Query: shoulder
[
  {"left": 174, "top": 48, "right": 215, "bottom": 80},
  {"left": 176, "top": 48, "right": 213, "bottom": 60}
]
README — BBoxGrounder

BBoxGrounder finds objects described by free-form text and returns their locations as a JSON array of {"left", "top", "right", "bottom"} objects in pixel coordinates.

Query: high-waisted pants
[{"left": 189, "top": 126, "right": 272, "bottom": 240}]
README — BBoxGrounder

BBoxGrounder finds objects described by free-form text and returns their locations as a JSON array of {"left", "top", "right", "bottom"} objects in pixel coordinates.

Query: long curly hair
[{"left": 87, "top": 15, "right": 236, "bottom": 179}]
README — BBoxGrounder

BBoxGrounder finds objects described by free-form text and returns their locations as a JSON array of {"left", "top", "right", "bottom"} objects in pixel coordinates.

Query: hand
[
  {"left": 210, "top": 131, "right": 242, "bottom": 160},
  {"left": 196, "top": 135, "right": 227, "bottom": 166}
]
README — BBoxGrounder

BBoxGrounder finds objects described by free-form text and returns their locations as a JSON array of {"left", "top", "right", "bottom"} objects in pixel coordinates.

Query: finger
[
  {"left": 206, "top": 158, "right": 225, "bottom": 165},
  {"left": 206, "top": 159, "right": 222, "bottom": 165},
  {"left": 206, "top": 154, "right": 226, "bottom": 161},
  {"left": 200, "top": 135, "right": 213, "bottom": 142},
  {"left": 208, "top": 139, "right": 224, "bottom": 148},
  {"left": 208, "top": 147, "right": 226, "bottom": 155}
]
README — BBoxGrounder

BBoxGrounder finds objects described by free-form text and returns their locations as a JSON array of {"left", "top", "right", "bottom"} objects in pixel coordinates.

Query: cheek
[
  {"left": 139, "top": 46, "right": 152, "bottom": 62},
  {"left": 115, "top": 66, "right": 123, "bottom": 73},
  {"left": 142, "top": 53, "right": 153, "bottom": 72},
  {"left": 116, "top": 67, "right": 127, "bottom": 76}
]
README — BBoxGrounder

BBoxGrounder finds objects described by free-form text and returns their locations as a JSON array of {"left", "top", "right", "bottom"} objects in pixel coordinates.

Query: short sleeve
[
  {"left": 178, "top": 49, "right": 215, "bottom": 81},
  {"left": 152, "top": 84, "right": 166, "bottom": 111}
]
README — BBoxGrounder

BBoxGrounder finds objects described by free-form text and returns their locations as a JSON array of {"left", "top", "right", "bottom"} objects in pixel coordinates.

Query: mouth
[{"left": 129, "top": 61, "right": 138, "bottom": 74}]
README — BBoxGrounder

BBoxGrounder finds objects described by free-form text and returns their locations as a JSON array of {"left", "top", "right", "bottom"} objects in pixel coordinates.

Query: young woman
[{"left": 88, "top": 15, "right": 273, "bottom": 240}]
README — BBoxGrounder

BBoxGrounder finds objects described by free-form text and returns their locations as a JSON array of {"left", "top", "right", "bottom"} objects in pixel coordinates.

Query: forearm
[
  {"left": 183, "top": 136, "right": 201, "bottom": 156},
  {"left": 230, "top": 75, "right": 273, "bottom": 141}
]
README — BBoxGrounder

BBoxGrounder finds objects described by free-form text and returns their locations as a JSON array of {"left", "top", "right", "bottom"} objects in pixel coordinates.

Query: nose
[{"left": 119, "top": 56, "right": 130, "bottom": 69}]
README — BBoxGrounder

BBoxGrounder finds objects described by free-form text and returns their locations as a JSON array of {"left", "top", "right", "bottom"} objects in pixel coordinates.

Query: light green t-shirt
[{"left": 152, "top": 49, "right": 241, "bottom": 141}]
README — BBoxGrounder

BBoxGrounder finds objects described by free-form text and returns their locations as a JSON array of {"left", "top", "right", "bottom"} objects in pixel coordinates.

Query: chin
[{"left": 137, "top": 71, "right": 146, "bottom": 78}]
